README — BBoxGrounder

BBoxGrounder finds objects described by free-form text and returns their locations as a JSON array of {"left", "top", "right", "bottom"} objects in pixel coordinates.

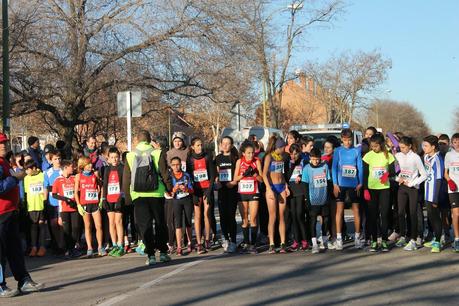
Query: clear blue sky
[{"left": 285, "top": 0, "right": 459, "bottom": 134}]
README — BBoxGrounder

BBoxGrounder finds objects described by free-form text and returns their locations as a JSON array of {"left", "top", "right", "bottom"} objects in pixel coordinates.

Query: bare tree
[{"left": 306, "top": 50, "right": 392, "bottom": 124}]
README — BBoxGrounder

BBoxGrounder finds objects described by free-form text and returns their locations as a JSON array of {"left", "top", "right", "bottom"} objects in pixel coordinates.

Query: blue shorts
[{"left": 270, "top": 184, "right": 286, "bottom": 195}]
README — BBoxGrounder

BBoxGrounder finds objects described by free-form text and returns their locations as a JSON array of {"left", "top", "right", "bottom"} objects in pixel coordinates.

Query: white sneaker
[
  {"left": 336, "top": 239, "right": 343, "bottom": 251},
  {"left": 320, "top": 238, "right": 329, "bottom": 250},
  {"left": 416, "top": 237, "right": 423, "bottom": 247},
  {"left": 403, "top": 240, "right": 417, "bottom": 251},
  {"left": 440, "top": 235, "right": 446, "bottom": 245},
  {"left": 354, "top": 238, "right": 362, "bottom": 249},
  {"left": 328, "top": 239, "right": 337, "bottom": 250},
  {"left": 222, "top": 240, "right": 229, "bottom": 253},
  {"left": 312, "top": 244, "right": 320, "bottom": 254},
  {"left": 388, "top": 231, "right": 399, "bottom": 242}
]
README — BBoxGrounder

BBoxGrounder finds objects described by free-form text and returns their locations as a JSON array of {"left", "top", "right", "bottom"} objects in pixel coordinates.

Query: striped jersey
[{"left": 424, "top": 152, "right": 444, "bottom": 203}]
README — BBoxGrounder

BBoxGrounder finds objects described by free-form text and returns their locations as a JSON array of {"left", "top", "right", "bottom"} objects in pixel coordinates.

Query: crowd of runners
[{"left": 1, "top": 126, "right": 459, "bottom": 297}]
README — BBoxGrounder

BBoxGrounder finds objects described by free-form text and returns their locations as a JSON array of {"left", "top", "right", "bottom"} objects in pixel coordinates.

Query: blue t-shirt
[
  {"left": 332, "top": 146, "right": 363, "bottom": 188},
  {"left": 302, "top": 163, "right": 330, "bottom": 206},
  {"left": 170, "top": 172, "right": 194, "bottom": 200},
  {"left": 41, "top": 158, "right": 51, "bottom": 172},
  {"left": 44, "top": 167, "right": 63, "bottom": 207}
]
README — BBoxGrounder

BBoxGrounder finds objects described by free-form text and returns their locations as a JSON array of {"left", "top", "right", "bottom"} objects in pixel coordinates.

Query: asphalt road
[{"left": 5, "top": 240, "right": 459, "bottom": 306}]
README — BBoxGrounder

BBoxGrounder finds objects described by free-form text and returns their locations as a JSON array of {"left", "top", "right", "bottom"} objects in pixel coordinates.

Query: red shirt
[
  {"left": 106, "top": 169, "right": 121, "bottom": 203},
  {"left": 78, "top": 173, "right": 99, "bottom": 205},
  {"left": 238, "top": 157, "right": 259, "bottom": 195},
  {"left": 0, "top": 157, "right": 19, "bottom": 215},
  {"left": 52, "top": 175, "right": 76, "bottom": 212}
]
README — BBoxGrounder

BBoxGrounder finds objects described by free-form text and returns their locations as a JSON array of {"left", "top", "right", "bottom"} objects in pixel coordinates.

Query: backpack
[{"left": 132, "top": 148, "right": 159, "bottom": 192}]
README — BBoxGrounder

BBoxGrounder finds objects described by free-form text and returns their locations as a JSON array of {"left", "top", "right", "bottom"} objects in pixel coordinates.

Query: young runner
[
  {"left": 302, "top": 148, "right": 331, "bottom": 254},
  {"left": 234, "top": 141, "right": 263, "bottom": 254},
  {"left": 187, "top": 137, "right": 216, "bottom": 253},
  {"left": 300, "top": 136, "right": 314, "bottom": 163},
  {"left": 52, "top": 160, "right": 81, "bottom": 258},
  {"left": 286, "top": 130, "right": 301, "bottom": 153},
  {"left": 169, "top": 157, "right": 194, "bottom": 256},
  {"left": 263, "top": 136, "right": 290, "bottom": 254},
  {"left": 75, "top": 156, "right": 105, "bottom": 257},
  {"left": 23, "top": 160, "right": 46, "bottom": 257},
  {"left": 422, "top": 135, "right": 445, "bottom": 253},
  {"left": 332, "top": 129, "right": 363, "bottom": 250},
  {"left": 215, "top": 136, "right": 239, "bottom": 253},
  {"left": 101, "top": 147, "right": 125, "bottom": 257},
  {"left": 286, "top": 143, "right": 308, "bottom": 251},
  {"left": 444, "top": 133, "right": 459, "bottom": 252},
  {"left": 363, "top": 133, "right": 395, "bottom": 252},
  {"left": 394, "top": 136, "right": 428, "bottom": 251}
]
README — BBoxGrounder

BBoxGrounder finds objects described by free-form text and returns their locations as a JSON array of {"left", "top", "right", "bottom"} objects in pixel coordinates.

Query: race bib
[
  {"left": 272, "top": 161, "right": 284, "bottom": 173},
  {"left": 193, "top": 169, "right": 208, "bottom": 182},
  {"left": 449, "top": 163, "right": 459, "bottom": 174},
  {"left": 399, "top": 169, "right": 413, "bottom": 180},
  {"left": 181, "top": 161, "right": 187, "bottom": 172},
  {"left": 342, "top": 165, "right": 357, "bottom": 178},
  {"left": 372, "top": 167, "right": 386, "bottom": 179},
  {"left": 290, "top": 165, "right": 303, "bottom": 182},
  {"left": 218, "top": 169, "right": 232, "bottom": 182},
  {"left": 63, "top": 187, "right": 74, "bottom": 199},
  {"left": 107, "top": 183, "right": 120, "bottom": 195},
  {"left": 238, "top": 179, "right": 255, "bottom": 193},
  {"left": 176, "top": 190, "right": 189, "bottom": 199},
  {"left": 85, "top": 190, "right": 98, "bottom": 201},
  {"left": 313, "top": 175, "right": 327, "bottom": 188},
  {"left": 29, "top": 183, "right": 43, "bottom": 195}
]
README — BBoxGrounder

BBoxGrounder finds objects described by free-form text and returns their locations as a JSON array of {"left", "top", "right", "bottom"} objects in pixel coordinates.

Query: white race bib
[
  {"left": 313, "top": 175, "right": 327, "bottom": 188},
  {"left": 342, "top": 165, "right": 357, "bottom": 178},
  {"left": 218, "top": 169, "right": 232, "bottom": 182},
  {"left": 399, "top": 169, "right": 413, "bottom": 180},
  {"left": 450, "top": 163, "right": 459, "bottom": 174},
  {"left": 181, "top": 161, "right": 187, "bottom": 172},
  {"left": 193, "top": 169, "right": 208, "bottom": 182},
  {"left": 85, "top": 190, "right": 98, "bottom": 201},
  {"left": 29, "top": 183, "right": 43, "bottom": 195},
  {"left": 238, "top": 179, "right": 255, "bottom": 193},
  {"left": 107, "top": 183, "right": 120, "bottom": 195},
  {"left": 271, "top": 161, "right": 284, "bottom": 173},
  {"left": 290, "top": 165, "right": 302, "bottom": 182},
  {"left": 372, "top": 167, "right": 386, "bottom": 179},
  {"left": 63, "top": 187, "right": 74, "bottom": 199}
]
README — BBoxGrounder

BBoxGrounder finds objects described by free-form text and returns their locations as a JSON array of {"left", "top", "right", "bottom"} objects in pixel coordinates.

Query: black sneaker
[
  {"left": 0, "top": 286, "right": 19, "bottom": 298},
  {"left": 19, "top": 279, "right": 44, "bottom": 293}
]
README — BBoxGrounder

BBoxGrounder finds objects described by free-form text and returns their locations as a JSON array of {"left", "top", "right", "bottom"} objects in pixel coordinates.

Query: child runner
[
  {"left": 285, "top": 130, "right": 301, "bottom": 153},
  {"left": 363, "top": 133, "right": 395, "bottom": 252},
  {"left": 286, "top": 143, "right": 308, "bottom": 251},
  {"left": 215, "top": 136, "right": 239, "bottom": 253},
  {"left": 300, "top": 136, "right": 314, "bottom": 163},
  {"left": 75, "top": 156, "right": 105, "bottom": 257},
  {"left": 52, "top": 160, "right": 81, "bottom": 258},
  {"left": 187, "top": 137, "right": 216, "bottom": 253},
  {"left": 444, "top": 133, "right": 459, "bottom": 252},
  {"left": 169, "top": 157, "right": 194, "bottom": 256},
  {"left": 23, "top": 160, "right": 46, "bottom": 257},
  {"left": 302, "top": 148, "right": 331, "bottom": 254},
  {"left": 101, "top": 147, "right": 125, "bottom": 257},
  {"left": 332, "top": 129, "right": 363, "bottom": 250},
  {"left": 262, "top": 136, "right": 290, "bottom": 254},
  {"left": 234, "top": 141, "right": 263, "bottom": 254},
  {"left": 394, "top": 136, "right": 428, "bottom": 251}
]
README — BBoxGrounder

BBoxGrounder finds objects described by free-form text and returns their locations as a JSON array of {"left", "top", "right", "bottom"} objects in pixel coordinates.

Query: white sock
[
  {"left": 455, "top": 238, "right": 459, "bottom": 241},
  {"left": 337, "top": 233, "right": 342, "bottom": 240},
  {"left": 355, "top": 232, "right": 360, "bottom": 239},
  {"left": 312, "top": 238, "right": 318, "bottom": 246}
]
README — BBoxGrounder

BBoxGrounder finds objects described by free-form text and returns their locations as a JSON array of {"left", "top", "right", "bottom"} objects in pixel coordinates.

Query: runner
[
  {"left": 52, "top": 160, "right": 81, "bottom": 258},
  {"left": 122, "top": 130, "right": 172, "bottom": 266},
  {"left": 422, "top": 135, "right": 445, "bottom": 253},
  {"left": 169, "top": 157, "right": 194, "bottom": 256},
  {"left": 302, "top": 148, "right": 331, "bottom": 254},
  {"left": 363, "top": 133, "right": 396, "bottom": 252},
  {"left": 263, "top": 136, "right": 290, "bottom": 254},
  {"left": 83, "top": 136, "right": 99, "bottom": 167},
  {"left": 234, "top": 141, "right": 263, "bottom": 254},
  {"left": 41, "top": 144, "right": 55, "bottom": 172},
  {"left": 286, "top": 130, "right": 301, "bottom": 153},
  {"left": 386, "top": 132, "right": 402, "bottom": 242},
  {"left": 23, "top": 160, "right": 46, "bottom": 257},
  {"left": 394, "top": 136, "right": 428, "bottom": 251},
  {"left": 300, "top": 135, "right": 314, "bottom": 163},
  {"left": 43, "top": 150, "right": 65, "bottom": 254},
  {"left": 438, "top": 134, "right": 452, "bottom": 245},
  {"left": 332, "top": 129, "right": 363, "bottom": 250},
  {"left": 74, "top": 156, "right": 105, "bottom": 257},
  {"left": 286, "top": 143, "right": 308, "bottom": 251},
  {"left": 215, "top": 136, "right": 239, "bottom": 253},
  {"left": 444, "top": 133, "right": 459, "bottom": 252},
  {"left": 26, "top": 136, "right": 43, "bottom": 170},
  {"left": 101, "top": 147, "right": 125, "bottom": 257},
  {"left": 187, "top": 137, "right": 216, "bottom": 253}
]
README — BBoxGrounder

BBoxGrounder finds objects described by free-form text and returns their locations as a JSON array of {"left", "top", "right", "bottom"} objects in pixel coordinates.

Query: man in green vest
[{"left": 122, "top": 130, "right": 173, "bottom": 265}]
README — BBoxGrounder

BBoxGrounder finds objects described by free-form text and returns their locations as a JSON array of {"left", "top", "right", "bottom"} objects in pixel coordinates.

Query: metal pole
[
  {"left": 2, "top": 0, "right": 10, "bottom": 136},
  {"left": 168, "top": 107, "right": 171, "bottom": 148},
  {"left": 126, "top": 91, "right": 132, "bottom": 151},
  {"left": 262, "top": 80, "right": 267, "bottom": 127},
  {"left": 237, "top": 102, "right": 241, "bottom": 131}
]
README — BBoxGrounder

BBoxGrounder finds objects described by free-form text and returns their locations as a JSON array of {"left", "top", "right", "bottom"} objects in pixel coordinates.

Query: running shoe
[
  {"left": 197, "top": 245, "right": 207, "bottom": 255},
  {"left": 239, "top": 243, "right": 249, "bottom": 254},
  {"left": 311, "top": 244, "right": 320, "bottom": 254},
  {"left": 0, "top": 286, "right": 19, "bottom": 298},
  {"left": 222, "top": 240, "right": 229, "bottom": 253},
  {"left": 370, "top": 241, "right": 378, "bottom": 252},
  {"left": 289, "top": 240, "right": 299, "bottom": 252},
  {"left": 176, "top": 248, "right": 183, "bottom": 256},
  {"left": 113, "top": 247, "right": 125, "bottom": 257},
  {"left": 135, "top": 241, "right": 146, "bottom": 255},
  {"left": 228, "top": 242, "right": 237, "bottom": 253},
  {"left": 453, "top": 240, "right": 459, "bottom": 252},
  {"left": 268, "top": 244, "right": 276, "bottom": 254},
  {"left": 124, "top": 245, "right": 133, "bottom": 254},
  {"left": 37, "top": 247, "right": 46, "bottom": 257},
  {"left": 279, "top": 243, "right": 287, "bottom": 254},
  {"left": 354, "top": 238, "right": 362, "bottom": 249},
  {"left": 205, "top": 240, "right": 211, "bottom": 251},
  {"left": 146, "top": 255, "right": 156, "bottom": 266},
  {"left": 98, "top": 247, "right": 107, "bottom": 257},
  {"left": 440, "top": 234, "right": 446, "bottom": 246},
  {"left": 248, "top": 245, "right": 257, "bottom": 255},
  {"left": 28, "top": 247, "right": 37, "bottom": 257},
  {"left": 424, "top": 239, "right": 435, "bottom": 248},
  {"left": 416, "top": 237, "right": 423, "bottom": 247},
  {"left": 396, "top": 237, "right": 407, "bottom": 248},
  {"left": 71, "top": 248, "right": 82, "bottom": 258},
  {"left": 336, "top": 238, "right": 343, "bottom": 251},
  {"left": 187, "top": 244, "right": 193, "bottom": 254},
  {"left": 328, "top": 240, "right": 337, "bottom": 250},
  {"left": 431, "top": 241, "right": 441, "bottom": 253},
  {"left": 19, "top": 279, "right": 44, "bottom": 293},
  {"left": 301, "top": 240, "right": 309, "bottom": 251},
  {"left": 84, "top": 249, "right": 94, "bottom": 258},
  {"left": 403, "top": 240, "right": 417, "bottom": 251},
  {"left": 381, "top": 241, "right": 389, "bottom": 252},
  {"left": 160, "top": 253, "right": 171, "bottom": 263},
  {"left": 388, "top": 231, "right": 399, "bottom": 242},
  {"left": 109, "top": 246, "right": 119, "bottom": 257}
]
